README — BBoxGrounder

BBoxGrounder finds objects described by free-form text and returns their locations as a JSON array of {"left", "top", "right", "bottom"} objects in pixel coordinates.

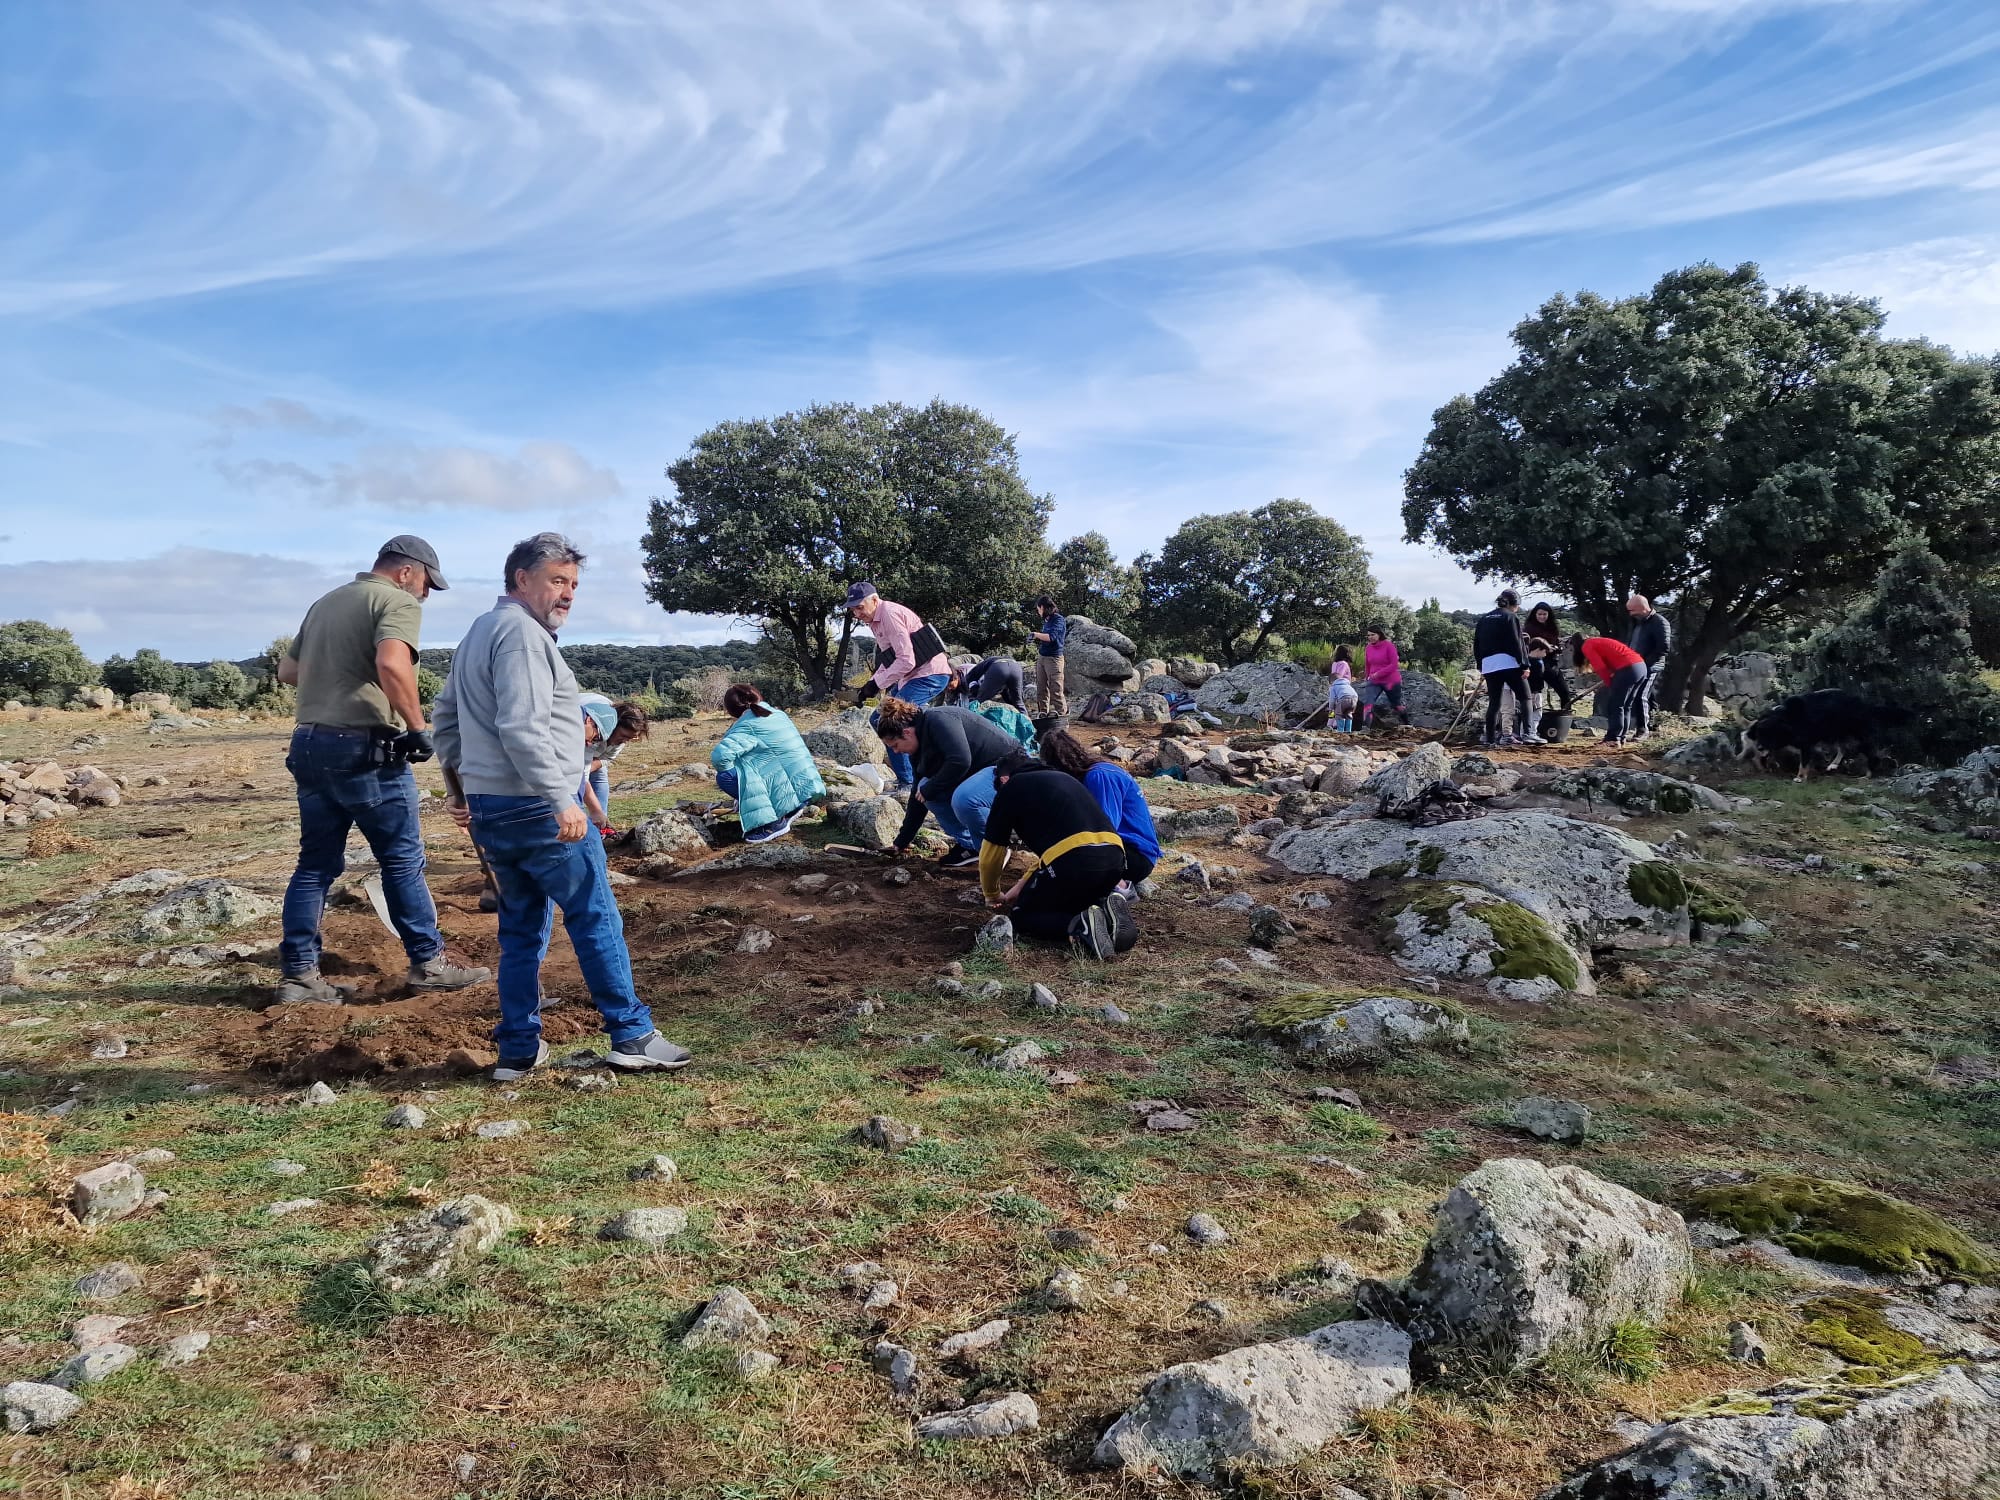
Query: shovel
[{"left": 441, "top": 765, "right": 500, "bottom": 914}]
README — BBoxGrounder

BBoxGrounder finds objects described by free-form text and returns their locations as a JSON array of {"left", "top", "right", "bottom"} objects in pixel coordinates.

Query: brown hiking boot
[{"left": 407, "top": 955, "right": 492, "bottom": 991}]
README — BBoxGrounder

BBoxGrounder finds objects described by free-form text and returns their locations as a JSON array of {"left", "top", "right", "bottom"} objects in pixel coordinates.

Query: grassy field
[{"left": 2, "top": 705, "right": 1996, "bottom": 1499}]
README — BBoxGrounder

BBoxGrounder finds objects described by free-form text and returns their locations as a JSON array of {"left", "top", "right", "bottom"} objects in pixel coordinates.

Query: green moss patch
[
  {"left": 1684, "top": 1175, "right": 1998, "bottom": 1282},
  {"left": 1368, "top": 859, "right": 1413, "bottom": 880},
  {"left": 1687, "top": 880, "right": 1752, "bottom": 928},
  {"left": 1796, "top": 1293, "right": 1937, "bottom": 1376},
  {"left": 1627, "top": 861, "right": 1689, "bottom": 911},
  {"left": 1381, "top": 882, "right": 1580, "bottom": 990},
  {"left": 1673, "top": 1391, "right": 1776, "bottom": 1419},
  {"left": 1655, "top": 782, "right": 1697, "bottom": 815},
  {"left": 1416, "top": 846, "right": 1446, "bottom": 876},
  {"left": 1250, "top": 988, "right": 1458, "bottom": 1032}
]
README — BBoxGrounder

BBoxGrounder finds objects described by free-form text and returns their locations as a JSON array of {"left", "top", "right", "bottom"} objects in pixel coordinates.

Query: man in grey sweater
[{"left": 434, "top": 532, "right": 691, "bottom": 1082}]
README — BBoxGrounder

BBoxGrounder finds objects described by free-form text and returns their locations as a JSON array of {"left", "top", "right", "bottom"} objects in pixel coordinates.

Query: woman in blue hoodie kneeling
[{"left": 711, "top": 684, "right": 825, "bottom": 843}]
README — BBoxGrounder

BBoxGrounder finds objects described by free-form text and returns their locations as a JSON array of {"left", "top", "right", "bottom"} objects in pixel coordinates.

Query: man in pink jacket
[{"left": 847, "top": 580, "right": 951, "bottom": 793}]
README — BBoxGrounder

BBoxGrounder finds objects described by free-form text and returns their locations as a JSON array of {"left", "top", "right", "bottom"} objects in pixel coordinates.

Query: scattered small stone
[
  {"left": 184, "top": 1083, "right": 214, "bottom": 1094},
  {"left": 3, "top": 1381, "right": 85, "bottom": 1433},
  {"left": 935, "top": 977, "right": 964, "bottom": 997},
  {"left": 1096, "top": 1002, "right": 1132, "bottom": 1024},
  {"left": 267, "top": 1159, "right": 307, "bottom": 1176},
  {"left": 1509, "top": 1096, "right": 1591, "bottom": 1146},
  {"left": 45, "top": 1100, "right": 79, "bottom": 1119},
  {"left": 50, "top": 1342, "right": 139, "bottom": 1388},
  {"left": 600, "top": 1207, "right": 689, "bottom": 1245},
  {"left": 1145, "top": 1110, "right": 1199, "bottom": 1133},
  {"left": 791, "top": 873, "right": 830, "bottom": 895},
  {"left": 1189, "top": 1298, "right": 1230, "bottom": 1322},
  {"left": 1243, "top": 947, "right": 1281, "bottom": 970},
  {"left": 159, "top": 1332, "right": 211, "bottom": 1368},
  {"left": 1186, "top": 1212, "right": 1229, "bottom": 1247},
  {"left": 1606, "top": 1412, "right": 1657, "bottom": 1444},
  {"left": 474, "top": 1120, "right": 529, "bottom": 1140},
  {"left": 914, "top": 1392, "right": 1039, "bottom": 1440},
  {"left": 975, "top": 915, "right": 1015, "bottom": 953},
  {"left": 861, "top": 1279, "right": 899, "bottom": 1313},
  {"left": 734, "top": 1348, "right": 781, "bottom": 1382},
  {"left": 1029, "top": 983, "right": 1060, "bottom": 1011},
  {"left": 125, "top": 1148, "right": 175, "bottom": 1168},
  {"left": 1212, "top": 892, "right": 1256, "bottom": 913},
  {"left": 1212, "top": 958, "right": 1241, "bottom": 973},
  {"left": 1727, "top": 1320, "right": 1768, "bottom": 1365},
  {"left": 276, "top": 1442, "right": 314, "bottom": 1467},
  {"left": 69, "top": 1162, "right": 146, "bottom": 1225},
  {"left": 74, "top": 1263, "right": 141, "bottom": 1301},
  {"left": 301, "top": 1081, "right": 337, "bottom": 1107},
  {"left": 973, "top": 979, "right": 1004, "bottom": 1001},
  {"left": 562, "top": 1071, "right": 617, "bottom": 1091},
  {"left": 1148, "top": 1242, "right": 1170, "bottom": 1256},
  {"left": 72, "top": 1315, "right": 129, "bottom": 1350},
  {"left": 839, "top": 1261, "right": 885, "bottom": 1291},
  {"left": 266, "top": 1198, "right": 320, "bottom": 1217},
  {"left": 382, "top": 1104, "right": 428, "bottom": 1130},
  {"left": 630, "top": 1154, "right": 679, "bottom": 1182},
  {"left": 1307, "top": 1156, "right": 1369, "bottom": 1180},
  {"left": 5, "top": 1017, "right": 50, "bottom": 1029},
  {"left": 1312, "top": 1086, "right": 1365, "bottom": 1109},
  {"left": 938, "top": 1318, "right": 1011, "bottom": 1359},
  {"left": 1047, "top": 1226, "right": 1101, "bottom": 1253},
  {"left": 1341, "top": 1205, "right": 1403, "bottom": 1237},
  {"left": 858, "top": 1114, "right": 920, "bottom": 1152},
  {"left": 452, "top": 1454, "right": 480, "bottom": 1482},
  {"left": 683, "top": 1286, "right": 771, "bottom": 1349},
  {"left": 872, "top": 1339, "right": 919, "bottom": 1397},
  {"left": 735, "top": 927, "right": 775, "bottom": 954},
  {"left": 883, "top": 866, "right": 912, "bottom": 887},
  {"left": 1043, "top": 1269, "right": 1090, "bottom": 1310},
  {"left": 90, "top": 1038, "right": 129, "bottom": 1060},
  {"left": 984, "top": 1041, "right": 1045, "bottom": 1072}
]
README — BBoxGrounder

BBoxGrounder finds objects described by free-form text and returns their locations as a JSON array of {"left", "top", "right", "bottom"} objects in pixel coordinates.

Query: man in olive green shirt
[{"left": 273, "top": 535, "right": 488, "bottom": 1004}]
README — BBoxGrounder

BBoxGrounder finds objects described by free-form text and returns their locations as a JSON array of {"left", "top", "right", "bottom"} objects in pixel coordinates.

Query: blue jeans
[
  {"left": 925, "top": 765, "right": 997, "bottom": 851},
  {"left": 872, "top": 673, "right": 949, "bottom": 785},
  {"left": 467, "top": 794, "right": 655, "bottom": 1060},
  {"left": 281, "top": 725, "right": 442, "bottom": 977},
  {"left": 582, "top": 763, "right": 611, "bottom": 823}
]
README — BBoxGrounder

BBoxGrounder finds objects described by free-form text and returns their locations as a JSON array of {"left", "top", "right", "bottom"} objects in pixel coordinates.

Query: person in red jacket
[{"left": 1571, "top": 636, "right": 1648, "bottom": 747}]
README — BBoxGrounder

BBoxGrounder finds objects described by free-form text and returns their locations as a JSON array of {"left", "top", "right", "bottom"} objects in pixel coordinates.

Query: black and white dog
[{"left": 1738, "top": 690, "right": 1904, "bottom": 780}]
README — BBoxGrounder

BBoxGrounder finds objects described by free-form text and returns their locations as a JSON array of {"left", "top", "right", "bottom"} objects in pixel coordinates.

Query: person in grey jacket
[
  {"left": 1626, "top": 594, "right": 1673, "bottom": 739},
  {"left": 434, "top": 532, "right": 691, "bottom": 1083}
]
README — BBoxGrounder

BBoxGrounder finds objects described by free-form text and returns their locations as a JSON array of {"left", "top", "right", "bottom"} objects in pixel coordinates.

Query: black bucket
[{"left": 1540, "top": 712, "right": 1572, "bottom": 743}]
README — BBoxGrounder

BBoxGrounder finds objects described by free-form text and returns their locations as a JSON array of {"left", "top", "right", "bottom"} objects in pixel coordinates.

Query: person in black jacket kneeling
[{"left": 979, "top": 752, "right": 1136, "bottom": 960}]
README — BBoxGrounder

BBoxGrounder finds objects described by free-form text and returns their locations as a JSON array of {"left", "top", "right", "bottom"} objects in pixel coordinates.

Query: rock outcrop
[
  {"left": 1256, "top": 993, "right": 1470, "bottom": 1066},
  {"left": 1539, "top": 1361, "right": 2000, "bottom": 1499},
  {"left": 1064, "top": 616, "right": 1142, "bottom": 699},
  {"left": 802, "top": 709, "right": 888, "bottom": 766},
  {"left": 630, "top": 807, "right": 715, "bottom": 858},
  {"left": 1195, "top": 661, "right": 1324, "bottom": 722},
  {"left": 1271, "top": 810, "right": 1700, "bottom": 951},
  {"left": 1535, "top": 768, "right": 1732, "bottom": 817},
  {"left": 1891, "top": 747, "right": 2000, "bottom": 826},
  {"left": 1095, "top": 1320, "right": 1411, "bottom": 1480},
  {"left": 1703, "top": 651, "right": 1784, "bottom": 716},
  {"left": 1400, "top": 1159, "right": 1692, "bottom": 1372},
  {"left": 132, "top": 880, "right": 275, "bottom": 941}
]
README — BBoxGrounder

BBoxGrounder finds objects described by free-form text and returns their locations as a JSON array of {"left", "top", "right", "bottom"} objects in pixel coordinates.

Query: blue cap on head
[
  {"left": 844, "top": 580, "right": 878, "bottom": 609},
  {"left": 582, "top": 700, "right": 618, "bottom": 742}
]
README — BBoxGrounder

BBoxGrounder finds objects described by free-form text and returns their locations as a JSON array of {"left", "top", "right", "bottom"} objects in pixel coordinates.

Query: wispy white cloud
[
  {"left": 1785, "top": 235, "right": 2000, "bottom": 355},
  {"left": 217, "top": 438, "right": 622, "bottom": 512},
  {"left": 4, "top": 0, "right": 1982, "bottom": 315}
]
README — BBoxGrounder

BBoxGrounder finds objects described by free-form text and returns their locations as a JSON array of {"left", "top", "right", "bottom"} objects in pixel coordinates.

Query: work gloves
[{"left": 393, "top": 729, "right": 435, "bottom": 762}]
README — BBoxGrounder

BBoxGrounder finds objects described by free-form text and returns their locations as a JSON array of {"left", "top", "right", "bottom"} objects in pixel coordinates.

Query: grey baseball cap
[{"left": 380, "top": 534, "right": 448, "bottom": 591}]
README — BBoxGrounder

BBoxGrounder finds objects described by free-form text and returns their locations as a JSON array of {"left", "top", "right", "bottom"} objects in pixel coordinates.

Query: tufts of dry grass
[{"left": 25, "top": 819, "right": 95, "bottom": 859}]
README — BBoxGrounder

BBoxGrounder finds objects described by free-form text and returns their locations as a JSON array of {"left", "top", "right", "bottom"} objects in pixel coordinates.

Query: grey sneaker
[
  {"left": 273, "top": 970, "right": 347, "bottom": 1006},
  {"left": 407, "top": 956, "right": 492, "bottom": 991},
  {"left": 492, "top": 1040, "right": 550, "bottom": 1083},
  {"left": 1104, "top": 890, "right": 1139, "bottom": 954},
  {"left": 607, "top": 1032, "right": 693, "bottom": 1071}
]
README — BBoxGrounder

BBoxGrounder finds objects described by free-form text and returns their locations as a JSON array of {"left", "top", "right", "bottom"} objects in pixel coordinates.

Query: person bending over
[
  {"left": 1571, "top": 635, "right": 1648, "bottom": 748},
  {"left": 952, "top": 655, "right": 1026, "bottom": 710},
  {"left": 847, "top": 581, "right": 951, "bottom": 793},
  {"left": 578, "top": 694, "right": 647, "bottom": 834},
  {"left": 979, "top": 751, "right": 1135, "bottom": 960},
  {"left": 875, "top": 697, "right": 1021, "bottom": 868},
  {"left": 1328, "top": 646, "right": 1360, "bottom": 732},
  {"left": 710, "top": 683, "right": 824, "bottom": 843},
  {"left": 1038, "top": 727, "right": 1162, "bottom": 888}
]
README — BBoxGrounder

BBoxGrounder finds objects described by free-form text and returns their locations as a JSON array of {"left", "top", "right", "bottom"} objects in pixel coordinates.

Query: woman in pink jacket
[{"left": 1360, "top": 624, "right": 1409, "bottom": 726}]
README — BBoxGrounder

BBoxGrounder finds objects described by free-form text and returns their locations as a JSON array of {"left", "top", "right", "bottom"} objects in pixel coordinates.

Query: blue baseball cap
[
  {"left": 581, "top": 700, "right": 618, "bottom": 741},
  {"left": 844, "top": 580, "right": 878, "bottom": 610}
]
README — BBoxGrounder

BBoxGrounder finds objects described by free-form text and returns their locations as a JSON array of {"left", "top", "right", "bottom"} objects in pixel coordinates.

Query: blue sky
[{"left": 4, "top": 0, "right": 1999, "bottom": 659}]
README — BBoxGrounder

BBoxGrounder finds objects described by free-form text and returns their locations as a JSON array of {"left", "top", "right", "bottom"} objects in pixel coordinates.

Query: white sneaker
[{"left": 492, "top": 1040, "right": 549, "bottom": 1083}]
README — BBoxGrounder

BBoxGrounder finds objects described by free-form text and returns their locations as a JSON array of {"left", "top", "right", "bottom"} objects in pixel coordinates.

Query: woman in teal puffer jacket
[{"left": 711, "top": 684, "right": 825, "bottom": 843}]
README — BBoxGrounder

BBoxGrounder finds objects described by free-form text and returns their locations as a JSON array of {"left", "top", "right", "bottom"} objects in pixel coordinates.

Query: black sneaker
[
  {"left": 1104, "top": 890, "right": 1139, "bottom": 954},
  {"left": 1068, "top": 904, "right": 1114, "bottom": 961},
  {"left": 935, "top": 846, "right": 980, "bottom": 871}
]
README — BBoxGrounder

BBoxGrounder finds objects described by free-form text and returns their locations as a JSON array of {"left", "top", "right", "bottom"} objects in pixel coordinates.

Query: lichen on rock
[{"left": 1380, "top": 881, "right": 1589, "bottom": 992}]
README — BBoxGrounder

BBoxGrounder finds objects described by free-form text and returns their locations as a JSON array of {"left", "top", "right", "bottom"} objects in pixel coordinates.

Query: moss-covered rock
[
  {"left": 1253, "top": 993, "right": 1470, "bottom": 1066},
  {"left": 1627, "top": 861, "right": 1689, "bottom": 911},
  {"left": 1684, "top": 1175, "right": 1997, "bottom": 1282},
  {"left": 1796, "top": 1293, "right": 1939, "bottom": 1376},
  {"left": 1379, "top": 881, "right": 1588, "bottom": 993}
]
